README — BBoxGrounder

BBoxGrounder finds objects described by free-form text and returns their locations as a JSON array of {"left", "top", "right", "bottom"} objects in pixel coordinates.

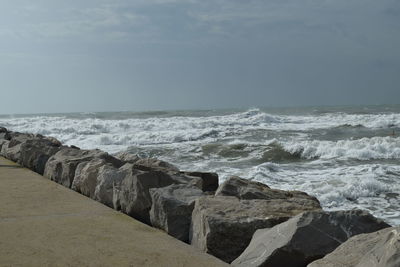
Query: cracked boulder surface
[
  {"left": 308, "top": 226, "right": 400, "bottom": 267},
  {"left": 232, "top": 210, "right": 390, "bottom": 267}
]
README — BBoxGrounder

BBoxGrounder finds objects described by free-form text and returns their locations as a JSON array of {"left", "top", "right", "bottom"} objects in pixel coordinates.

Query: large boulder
[
  {"left": 71, "top": 157, "right": 123, "bottom": 199},
  {"left": 0, "top": 139, "right": 9, "bottom": 152},
  {"left": 113, "top": 165, "right": 202, "bottom": 225},
  {"left": 133, "top": 157, "right": 180, "bottom": 172},
  {"left": 115, "top": 152, "right": 181, "bottom": 172},
  {"left": 44, "top": 147, "right": 122, "bottom": 188},
  {"left": 0, "top": 128, "right": 9, "bottom": 152},
  {"left": 0, "top": 140, "right": 9, "bottom": 156},
  {"left": 0, "top": 132, "right": 38, "bottom": 162},
  {"left": 190, "top": 195, "right": 321, "bottom": 263},
  {"left": 95, "top": 163, "right": 132, "bottom": 208},
  {"left": 114, "top": 151, "right": 141, "bottom": 164},
  {"left": 216, "top": 176, "right": 320, "bottom": 203},
  {"left": 0, "top": 127, "right": 10, "bottom": 140},
  {"left": 233, "top": 210, "right": 391, "bottom": 267},
  {"left": 18, "top": 138, "right": 62, "bottom": 174},
  {"left": 181, "top": 171, "right": 219, "bottom": 192},
  {"left": 149, "top": 184, "right": 205, "bottom": 242},
  {"left": 308, "top": 226, "right": 400, "bottom": 267}
]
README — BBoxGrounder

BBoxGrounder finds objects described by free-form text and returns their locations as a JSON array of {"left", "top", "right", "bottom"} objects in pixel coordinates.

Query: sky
[{"left": 1, "top": 0, "right": 400, "bottom": 114}]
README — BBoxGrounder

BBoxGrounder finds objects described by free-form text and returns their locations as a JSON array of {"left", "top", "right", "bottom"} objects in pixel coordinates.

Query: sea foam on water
[{"left": 1, "top": 106, "right": 400, "bottom": 225}]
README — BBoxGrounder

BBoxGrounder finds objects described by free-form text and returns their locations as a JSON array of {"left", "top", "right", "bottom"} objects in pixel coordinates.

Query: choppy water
[{"left": 1, "top": 105, "right": 400, "bottom": 225}]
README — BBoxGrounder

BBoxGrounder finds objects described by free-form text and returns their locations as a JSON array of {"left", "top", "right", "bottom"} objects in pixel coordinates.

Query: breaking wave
[
  {"left": 283, "top": 137, "right": 400, "bottom": 160},
  {"left": 2, "top": 106, "right": 400, "bottom": 225}
]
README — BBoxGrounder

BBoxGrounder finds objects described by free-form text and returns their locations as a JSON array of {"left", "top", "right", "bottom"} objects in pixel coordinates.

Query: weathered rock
[
  {"left": 181, "top": 171, "right": 219, "bottom": 192},
  {"left": 113, "top": 165, "right": 202, "bottom": 224},
  {"left": 133, "top": 158, "right": 180, "bottom": 172},
  {"left": 0, "top": 139, "right": 8, "bottom": 152},
  {"left": 308, "top": 226, "right": 400, "bottom": 267},
  {"left": 0, "top": 127, "right": 10, "bottom": 140},
  {"left": 18, "top": 139, "right": 62, "bottom": 175},
  {"left": 44, "top": 147, "right": 122, "bottom": 188},
  {"left": 190, "top": 195, "right": 322, "bottom": 263},
  {"left": 95, "top": 163, "right": 131, "bottom": 207},
  {"left": 233, "top": 210, "right": 391, "bottom": 267},
  {"left": 71, "top": 157, "right": 123, "bottom": 199},
  {"left": 114, "top": 151, "right": 141, "bottom": 164},
  {"left": 0, "top": 140, "right": 9, "bottom": 156},
  {"left": 0, "top": 132, "right": 38, "bottom": 162},
  {"left": 149, "top": 184, "right": 205, "bottom": 242},
  {"left": 216, "top": 176, "right": 320, "bottom": 204}
]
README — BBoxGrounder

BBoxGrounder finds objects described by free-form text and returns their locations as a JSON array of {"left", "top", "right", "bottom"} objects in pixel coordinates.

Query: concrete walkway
[{"left": 0, "top": 157, "right": 227, "bottom": 267}]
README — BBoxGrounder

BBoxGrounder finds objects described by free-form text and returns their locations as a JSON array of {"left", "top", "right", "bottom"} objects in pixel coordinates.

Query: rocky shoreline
[{"left": 1, "top": 126, "right": 399, "bottom": 266}]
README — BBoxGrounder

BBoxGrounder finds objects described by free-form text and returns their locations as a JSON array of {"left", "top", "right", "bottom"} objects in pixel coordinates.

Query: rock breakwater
[{"left": 0, "top": 126, "right": 396, "bottom": 266}]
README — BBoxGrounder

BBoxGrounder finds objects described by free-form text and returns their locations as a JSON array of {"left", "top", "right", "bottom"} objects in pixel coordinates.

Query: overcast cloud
[{"left": 1, "top": 0, "right": 399, "bottom": 114}]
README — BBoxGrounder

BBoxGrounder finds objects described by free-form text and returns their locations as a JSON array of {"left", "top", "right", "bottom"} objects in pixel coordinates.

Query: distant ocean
[{"left": 1, "top": 105, "right": 400, "bottom": 225}]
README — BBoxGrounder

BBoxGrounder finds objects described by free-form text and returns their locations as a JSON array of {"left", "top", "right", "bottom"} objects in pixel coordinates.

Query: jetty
[{"left": 0, "top": 156, "right": 227, "bottom": 266}]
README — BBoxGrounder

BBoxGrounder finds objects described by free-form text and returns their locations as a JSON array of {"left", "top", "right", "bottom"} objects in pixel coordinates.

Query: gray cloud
[{"left": 0, "top": 0, "right": 399, "bottom": 114}]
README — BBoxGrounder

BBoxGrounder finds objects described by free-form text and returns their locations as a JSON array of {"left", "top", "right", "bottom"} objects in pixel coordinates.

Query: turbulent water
[{"left": 1, "top": 105, "right": 400, "bottom": 225}]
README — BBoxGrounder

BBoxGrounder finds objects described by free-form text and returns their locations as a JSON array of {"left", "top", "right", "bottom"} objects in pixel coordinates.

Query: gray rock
[
  {"left": 114, "top": 167, "right": 176, "bottom": 224},
  {"left": 0, "top": 139, "right": 8, "bottom": 152},
  {"left": 44, "top": 147, "right": 122, "bottom": 188},
  {"left": 18, "top": 139, "right": 62, "bottom": 175},
  {"left": 308, "top": 226, "right": 400, "bottom": 267},
  {"left": 216, "top": 176, "right": 320, "bottom": 203},
  {"left": 114, "top": 165, "right": 202, "bottom": 224},
  {"left": 0, "top": 133, "right": 38, "bottom": 162},
  {"left": 114, "top": 151, "right": 141, "bottom": 164},
  {"left": 133, "top": 158, "right": 180, "bottom": 172},
  {"left": 0, "top": 133, "right": 8, "bottom": 141},
  {"left": 180, "top": 171, "right": 219, "bottom": 192},
  {"left": 72, "top": 157, "right": 123, "bottom": 199},
  {"left": 233, "top": 210, "right": 391, "bottom": 267},
  {"left": 0, "top": 127, "right": 10, "bottom": 140},
  {"left": 190, "top": 195, "right": 321, "bottom": 263},
  {"left": 95, "top": 163, "right": 131, "bottom": 207},
  {"left": 149, "top": 184, "right": 205, "bottom": 242}
]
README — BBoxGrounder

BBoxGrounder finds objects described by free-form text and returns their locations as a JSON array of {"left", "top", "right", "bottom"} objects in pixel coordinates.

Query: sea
[{"left": 1, "top": 105, "right": 400, "bottom": 225}]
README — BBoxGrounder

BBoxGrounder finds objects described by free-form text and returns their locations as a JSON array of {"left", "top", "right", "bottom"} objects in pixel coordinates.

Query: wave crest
[{"left": 283, "top": 136, "right": 400, "bottom": 160}]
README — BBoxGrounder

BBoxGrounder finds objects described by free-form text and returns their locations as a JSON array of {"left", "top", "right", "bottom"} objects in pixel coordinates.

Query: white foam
[
  {"left": 283, "top": 137, "right": 400, "bottom": 160},
  {"left": 1, "top": 109, "right": 400, "bottom": 152},
  {"left": 248, "top": 162, "right": 400, "bottom": 225},
  {"left": 1, "top": 109, "right": 400, "bottom": 225}
]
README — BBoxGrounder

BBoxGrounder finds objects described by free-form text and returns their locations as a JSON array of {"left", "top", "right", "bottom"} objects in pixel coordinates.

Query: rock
[
  {"left": 71, "top": 157, "right": 123, "bottom": 199},
  {"left": 44, "top": 147, "right": 122, "bottom": 188},
  {"left": 133, "top": 158, "right": 180, "bottom": 172},
  {"left": 94, "top": 163, "right": 131, "bottom": 207},
  {"left": 114, "top": 151, "right": 141, "bottom": 164},
  {"left": 216, "top": 176, "right": 320, "bottom": 204},
  {"left": 18, "top": 138, "right": 62, "bottom": 174},
  {"left": 190, "top": 195, "right": 321, "bottom": 263},
  {"left": 0, "top": 127, "right": 10, "bottom": 140},
  {"left": 114, "top": 152, "right": 181, "bottom": 172},
  {"left": 180, "top": 171, "right": 219, "bottom": 192},
  {"left": 308, "top": 226, "right": 400, "bottom": 267},
  {"left": 114, "top": 165, "right": 201, "bottom": 224},
  {"left": 0, "top": 140, "right": 9, "bottom": 156},
  {"left": 233, "top": 210, "right": 391, "bottom": 267},
  {"left": 0, "top": 139, "right": 8, "bottom": 152},
  {"left": 0, "top": 132, "right": 9, "bottom": 141},
  {"left": 149, "top": 184, "right": 205, "bottom": 242},
  {"left": 0, "top": 132, "right": 38, "bottom": 162}
]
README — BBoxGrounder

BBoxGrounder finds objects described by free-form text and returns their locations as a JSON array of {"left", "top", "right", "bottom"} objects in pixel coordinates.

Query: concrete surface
[{"left": 0, "top": 157, "right": 228, "bottom": 267}]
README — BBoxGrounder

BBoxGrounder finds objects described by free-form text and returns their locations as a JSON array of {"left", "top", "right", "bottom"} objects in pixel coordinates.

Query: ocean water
[{"left": 1, "top": 105, "right": 400, "bottom": 225}]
